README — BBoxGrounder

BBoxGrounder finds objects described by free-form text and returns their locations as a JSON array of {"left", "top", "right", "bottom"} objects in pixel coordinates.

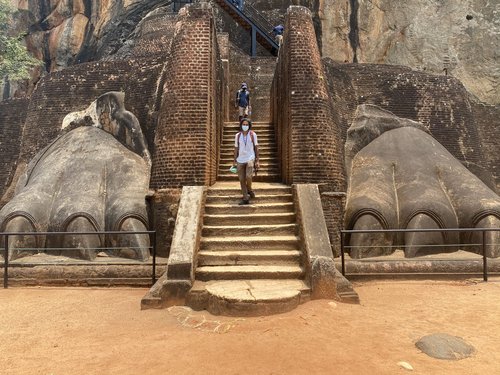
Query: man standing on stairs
[
  {"left": 235, "top": 83, "right": 250, "bottom": 122},
  {"left": 234, "top": 118, "right": 259, "bottom": 205}
]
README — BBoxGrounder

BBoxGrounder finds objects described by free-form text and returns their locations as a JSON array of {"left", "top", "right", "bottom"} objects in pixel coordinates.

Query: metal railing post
[
  {"left": 152, "top": 231, "right": 157, "bottom": 286},
  {"left": 340, "top": 231, "right": 346, "bottom": 276},
  {"left": 251, "top": 26, "right": 257, "bottom": 57},
  {"left": 482, "top": 230, "right": 488, "bottom": 282},
  {"left": 4, "top": 234, "right": 8, "bottom": 289}
]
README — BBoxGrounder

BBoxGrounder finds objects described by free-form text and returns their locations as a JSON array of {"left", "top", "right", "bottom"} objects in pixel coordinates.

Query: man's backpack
[{"left": 236, "top": 89, "right": 249, "bottom": 105}]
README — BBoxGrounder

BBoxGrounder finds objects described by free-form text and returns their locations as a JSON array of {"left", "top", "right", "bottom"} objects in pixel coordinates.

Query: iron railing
[
  {"left": 340, "top": 228, "right": 500, "bottom": 281},
  {"left": 1, "top": 230, "right": 157, "bottom": 288},
  {"left": 215, "top": 0, "right": 279, "bottom": 54}
]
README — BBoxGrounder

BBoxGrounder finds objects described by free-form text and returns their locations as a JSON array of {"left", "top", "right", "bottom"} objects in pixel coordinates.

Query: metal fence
[
  {"left": 340, "top": 228, "right": 500, "bottom": 281},
  {"left": 1, "top": 231, "right": 156, "bottom": 288}
]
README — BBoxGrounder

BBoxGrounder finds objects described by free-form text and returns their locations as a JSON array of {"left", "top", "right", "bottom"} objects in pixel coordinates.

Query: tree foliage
[{"left": 0, "top": 0, "right": 41, "bottom": 80}]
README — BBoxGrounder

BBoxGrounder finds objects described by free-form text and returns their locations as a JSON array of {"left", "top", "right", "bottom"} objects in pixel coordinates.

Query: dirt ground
[{"left": 1, "top": 279, "right": 500, "bottom": 375}]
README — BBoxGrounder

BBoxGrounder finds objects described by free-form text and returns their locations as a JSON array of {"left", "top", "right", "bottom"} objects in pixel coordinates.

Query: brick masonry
[
  {"left": 150, "top": 2, "right": 225, "bottom": 189},
  {"left": 0, "top": 99, "right": 29, "bottom": 205},
  {"left": 271, "top": 6, "right": 346, "bottom": 255},
  {"left": 324, "top": 61, "right": 492, "bottom": 187},
  {"left": 15, "top": 58, "right": 164, "bottom": 172},
  {"left": 472, "top": 101, "right": 500, "bottom": 191},
  {"left": 229, "top": 45, "right": 275, "bottom": 122}
]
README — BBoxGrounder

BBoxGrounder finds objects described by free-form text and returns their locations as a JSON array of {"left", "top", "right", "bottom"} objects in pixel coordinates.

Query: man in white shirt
[{"left": 233, "top": 118, "right": 259, "bottom": 205}]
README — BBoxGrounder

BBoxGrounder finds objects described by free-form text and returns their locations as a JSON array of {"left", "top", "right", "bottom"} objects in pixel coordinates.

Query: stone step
[
  {"left": 218, "top": 169, "right": 278, "bottom": 177},
  {"left": 220, "top": 145, "right": 276, "bottom": 152},
  {"left": 217, "top": 173, "right": 280, "bottom": 182},
  {"left": 207, "top": 186, "right": 292, "bottom": 196},
  {"left": 200, "top": 235, "right": 300, "bottom": 251},
  {"left": 219, "top": 163, "right": 278, "bottom": 171},
  {"left": 219, "top": 156, "right": 275, "bottom": 163},
  {"left": 205, "top": 202, "right": 293, "bottom": 214},
  {"left": 223, "top": 132, "right": 275, "bottom": 139},
  {"left": 204, "top": 212, "right": 296, "bottom": 225},
  {"left": 219, "top": 152, "right": 277, "bottom": 159},
  {"left": 202, "top": 223, "right": 297, "bottom": 237},
  {"left": 219, "top": 159, "right": 278, "bottom": 170},
  {"left": 222, "top": 133, "right": 275, "bottom": 143},
  {"left": 197, "top": 250, "right": 302, "bottom": 266},
  {"left": 222, "top": 132, "right": 273, "bottom": 138},
  {"left": 205, "top": 193, "right": 292, "bottom": 204},
  {"left": 186, "top": 279, "right": 311, "bottom": 316},
  {"left": 195, "top": 265, "right": 305, "bottom": 281},
  {"left": 224, "top": 122, "right": 272, "bottom": 127}
]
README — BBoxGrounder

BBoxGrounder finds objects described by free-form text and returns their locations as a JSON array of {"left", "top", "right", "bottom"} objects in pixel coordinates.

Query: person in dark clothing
[
  {"left": 231, "top": 0, "right": 243, "bottom": 10},
  {"left": 235, "top": 83, "right": 250, "bottom": 122},
  {"left": 273, "top": 24, "right": 284, "bottom": 46}
]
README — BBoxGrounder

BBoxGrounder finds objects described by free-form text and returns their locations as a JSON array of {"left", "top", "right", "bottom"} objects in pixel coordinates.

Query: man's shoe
[
  {"left": 238, "top": 199, "right": 250, "bottom": 205},
  {"left": 248, "top": 191, "right": 256, "bottom": 199}
]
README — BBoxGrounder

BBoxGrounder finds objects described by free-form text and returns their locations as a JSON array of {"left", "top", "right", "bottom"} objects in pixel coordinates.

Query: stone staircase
[
  {"left": 217, "top": 121, "right": 280, "bottom": 182},
  {"left": 186, "top": 120, "right": 311, "bottom": 316}
]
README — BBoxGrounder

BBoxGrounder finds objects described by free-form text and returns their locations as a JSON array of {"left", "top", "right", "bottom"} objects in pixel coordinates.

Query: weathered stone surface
[
  {"left": 345, "top": 104, "right": 500, "bottom": 258},
  {"left": 416, "top": 333, "right": 476, "bottom": 360},
  {"left": 295, "top": 184, "right": 359, "bottom": 302},
  {"left": 141, "top": 185, "right": 205, "bottom": 309},
  {"left": 167, "top": 186, "right": 205, "bottom": 280},
  {"left": 0, "top": 123, "right": 151, "bottom": 261},
  {"left": 21, "top": 0, "right": 171, "bottom": 66},
  {"left": 320, "top": 0, "right": 499, "bottom": 105},
  {"left": 188, "top": 279, "right": 308, "bottom": 317}
]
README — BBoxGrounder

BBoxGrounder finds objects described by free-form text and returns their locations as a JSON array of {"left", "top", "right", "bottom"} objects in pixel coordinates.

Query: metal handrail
[
  {"left": 215, "top": 0, "right": 279, "bottom": 52},
  {"left": 243, "top": 2, "right": 276, "bottom": 39},
  {"left": 1, "top": 230, "right": 157, "bottom": 288},
  {"left": 340, "top": 227, "right": 500, "bottom": 281}
]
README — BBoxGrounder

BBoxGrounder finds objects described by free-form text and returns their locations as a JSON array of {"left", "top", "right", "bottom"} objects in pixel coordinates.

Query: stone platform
[
  {"left": 186, "top": 279, "right": 311, "bottom": 317},
  {"left": 338, "top": 250, "right": 500, "bottom": 280},
  {"left": 1, "top": 254, "right": 167, "bottom": 287}
]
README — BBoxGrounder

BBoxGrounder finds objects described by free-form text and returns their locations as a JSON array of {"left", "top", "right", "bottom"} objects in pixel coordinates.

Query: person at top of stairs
[
  {"left": 235, "top": 83, "right": 251, "bottom": 122},
  {"left": 233, "top": 118, "right": 260, "bottom": 205}
]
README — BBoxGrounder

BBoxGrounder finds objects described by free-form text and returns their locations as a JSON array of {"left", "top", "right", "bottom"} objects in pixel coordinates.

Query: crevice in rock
[{"left": 348, "top": 0, "right": 359, "bottom": 63}]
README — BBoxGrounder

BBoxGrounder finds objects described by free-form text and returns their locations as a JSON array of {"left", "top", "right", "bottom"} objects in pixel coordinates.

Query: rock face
[
  {"left": 15, "top": 0, "right": 170, "bottom": 70},
  {"left": 6, "top": 1, "right": 498, "bottom": 105},
  {"left": 319, "top": 0, "right": 500, "bottom": 105}
]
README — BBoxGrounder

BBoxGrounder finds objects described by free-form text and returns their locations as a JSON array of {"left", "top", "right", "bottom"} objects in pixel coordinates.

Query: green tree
[{"left": 0, "top": 0, "right": 41, "bottom": 80}]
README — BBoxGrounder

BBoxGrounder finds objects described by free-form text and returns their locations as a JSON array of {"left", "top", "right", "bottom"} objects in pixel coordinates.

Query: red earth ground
[{"left": 1, "top": 278, "right": 499, "bottom": 375}]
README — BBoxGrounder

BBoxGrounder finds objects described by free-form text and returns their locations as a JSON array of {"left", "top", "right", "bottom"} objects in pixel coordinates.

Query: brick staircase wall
[
  {"left": 150, "top": 2, "right": 225, "bottom": 189},
  {"left": 229, "top": 45, "right": 275, "bottom": 122},
  {"left": 271, "top": 6, "right": 345, "bottom": 189},
  {"left": 271, "top": 6, "right": 346, "bottom": 255},
  {"left": 324, "top": 61, "right": 490, "bottom": 186},
  {"left": 472, "top": 101, "right": 500, "bottom": 192},
  {"left": 0, "top": 99, "right": 29, "bottom": 205}
]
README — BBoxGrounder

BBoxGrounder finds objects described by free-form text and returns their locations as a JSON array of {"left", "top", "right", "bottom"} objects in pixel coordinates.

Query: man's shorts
[
  {"left": 237, "top": 160, "right": 254, "bottom": 180},
  {"left": 276, "top": 34, "right": 283, "bottom": 46},
  {"left": 238, "top": 106, "right": 249, "bottom": 117}
]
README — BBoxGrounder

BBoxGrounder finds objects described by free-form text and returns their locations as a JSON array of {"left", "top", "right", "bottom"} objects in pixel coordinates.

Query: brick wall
[
  {"left": 472, "top": 101, "right": 500, "bottom": 192},
  {"left": 323, "top": 61, "right": 492, "bottom": 187},
  {"left": 271, "top": 6, "right": 345, "bottom": 188},
  {"left": 0, "top": 99, "right": 28, "bottom": 204},
  {"left": 229, "top": 45, "right": 275, "bottom": 122},
  {"left": 151, "top": 188, "right": 182, "bottom": 257},
  {"left": 150, "top": 2, "right": 224, "bottom": 188},
  {"left": 16, "top": 58, "right": 165, "bottom": 170},
  {"left": 271, "top": 6, "right": 346, "bottom": 255}
]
